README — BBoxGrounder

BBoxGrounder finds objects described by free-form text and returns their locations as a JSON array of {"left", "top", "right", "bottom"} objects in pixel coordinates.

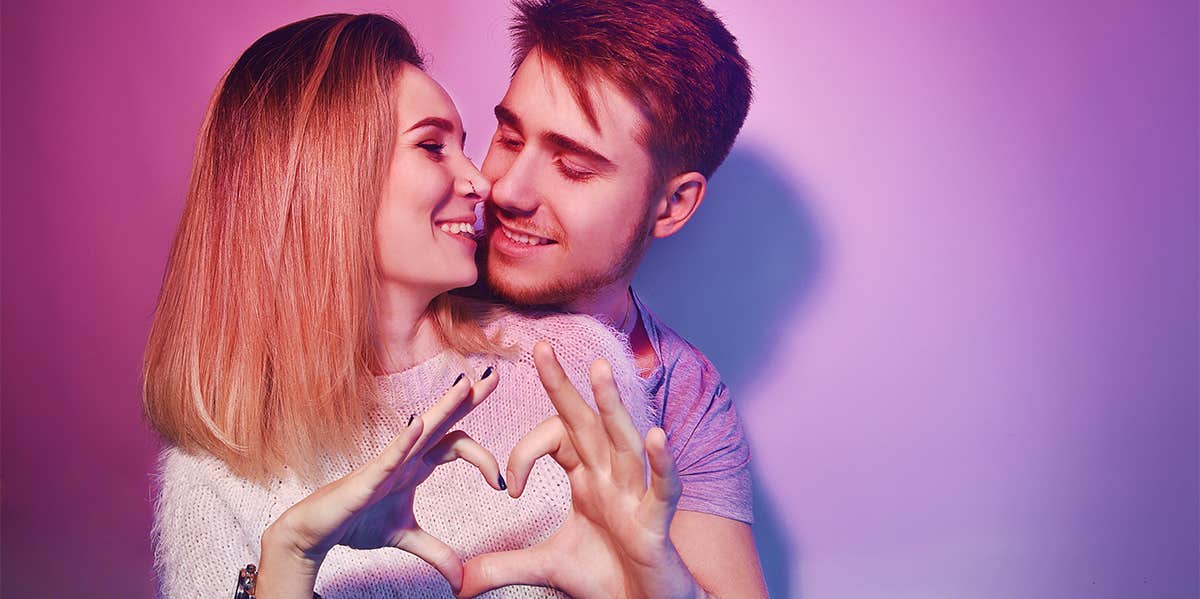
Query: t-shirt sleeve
[
  {"left": 659, "top": 364, "right": 754, "bottom": 524},
  {"left": 153, "top": 450, "right": 259, "bottom": 599}
]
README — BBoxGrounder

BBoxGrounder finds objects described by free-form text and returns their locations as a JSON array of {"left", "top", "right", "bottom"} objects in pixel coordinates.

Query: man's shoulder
[{"left": 641, "top": 306, "right": 723, "bottom": 382}]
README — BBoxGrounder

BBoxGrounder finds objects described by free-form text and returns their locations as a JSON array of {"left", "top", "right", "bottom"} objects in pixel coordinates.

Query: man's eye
[
  {"left": 497, "top": 135, "right": 524, "bottom": 150},
  {"left": 556, "top": 159, "right": 595, "bottom": 182},
  {"left": 418, "top": 142, "right": 446, "bottom": 158}
]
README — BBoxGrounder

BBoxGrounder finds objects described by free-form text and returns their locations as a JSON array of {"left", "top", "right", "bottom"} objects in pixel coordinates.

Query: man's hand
[{"left": 458, "top": 342, "right": 708, "bottom": 599}]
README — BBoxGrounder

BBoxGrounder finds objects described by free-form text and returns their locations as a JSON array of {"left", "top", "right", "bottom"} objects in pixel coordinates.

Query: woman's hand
[
  {"left": 459, "top": 343, "right": 709, "bottom": 599},
  {"left": 256, "top": 369, "right": 504, "bottom": 598}
]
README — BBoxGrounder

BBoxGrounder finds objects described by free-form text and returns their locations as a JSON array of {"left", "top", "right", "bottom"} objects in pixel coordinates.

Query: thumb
[{"left": 458, "top": 547, "right": 547, "bottom": 598}]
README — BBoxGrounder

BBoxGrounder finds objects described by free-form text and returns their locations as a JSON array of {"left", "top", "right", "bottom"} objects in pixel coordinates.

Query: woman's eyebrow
[{"left": 405, "top": 116, "right": 455, "bottom": 134}]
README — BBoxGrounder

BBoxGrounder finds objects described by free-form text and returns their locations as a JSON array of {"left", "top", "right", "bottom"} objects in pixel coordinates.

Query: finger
[
  {"left": 416, "top": 367, "right": 499, "bottom": 452},
  {"left": 505, "top": 416, "right": 569, "bottom": 498},
  {"left": 423, "top": 430, "right": 505, "bottom": 491},
  {"left": 412, "top": 373, "right": 473, "bottom": 450},
  {"left": 397, "top": 526, "right": 465, "bottom": 594},
  {"left": 532, "top": 342, "right": 596, "bottom": 431},
  {"left": 639, "top": 427, "right": 681, "bottom": 530},
  {"left": 459, "top": 547, "right": 548, "bottom": 598},
  {"left": 590, "top": 359, "right": 646, "bottom": 492},
  {"left": 532, "top": 342, "right": 603, "bottom": 466},
  {"left": 348, "top": 417, "right": 426, "bottom": 506}
]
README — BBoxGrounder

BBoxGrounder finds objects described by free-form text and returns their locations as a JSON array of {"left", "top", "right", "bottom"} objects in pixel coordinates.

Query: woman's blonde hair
[{"left": 143, "top": 14, "right": 494, "bottom": 481}]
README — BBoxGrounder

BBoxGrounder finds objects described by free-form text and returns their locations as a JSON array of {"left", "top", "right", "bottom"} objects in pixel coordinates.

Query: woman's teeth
[
  {"left": 439, "top": 222, "right": 476, "bottom": 238},
  {"left": 502, "top": 227, "right": 551, "bottom": 246}
]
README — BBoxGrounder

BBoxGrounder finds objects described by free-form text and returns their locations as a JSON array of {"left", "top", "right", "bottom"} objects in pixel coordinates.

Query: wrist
[{"left": 255, "top": 525, "right": 324, "bottom": 599}]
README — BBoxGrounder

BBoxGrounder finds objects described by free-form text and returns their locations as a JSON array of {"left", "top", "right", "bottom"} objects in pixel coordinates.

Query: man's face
[{"left": 481, "top": 50, "right": 658, "bottom": 306}]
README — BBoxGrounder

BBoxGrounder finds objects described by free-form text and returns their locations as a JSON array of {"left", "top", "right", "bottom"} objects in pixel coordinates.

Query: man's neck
[
  {"left": 563, "top": 281, "right": 658, "bottom": 375},
  {"left": 564, "top": 282, "right": 635, "bottom": 330}
]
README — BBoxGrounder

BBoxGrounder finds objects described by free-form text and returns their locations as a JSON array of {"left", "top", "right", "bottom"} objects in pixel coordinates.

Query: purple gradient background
[{"left": 2, "top": 1, "right": 1196, "bottom": 597}]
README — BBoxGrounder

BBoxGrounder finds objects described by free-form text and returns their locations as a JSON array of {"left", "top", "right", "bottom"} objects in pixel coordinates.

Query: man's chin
[
  {"left": 486, "top": 265, "right": 594, "bottom": 308},
  {"left": 485, "top": 270, "right": 562, "bottom": 307}
]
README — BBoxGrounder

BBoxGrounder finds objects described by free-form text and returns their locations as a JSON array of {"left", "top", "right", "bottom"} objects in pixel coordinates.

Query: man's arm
[{"left": 672, "top": 511, "right": 768, "bottom": 598}]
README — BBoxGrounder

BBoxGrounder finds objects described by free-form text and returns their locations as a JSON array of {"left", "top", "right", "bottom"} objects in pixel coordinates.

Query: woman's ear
[{"left": 651, "top": 171, "right": 707, "bottom": 239}]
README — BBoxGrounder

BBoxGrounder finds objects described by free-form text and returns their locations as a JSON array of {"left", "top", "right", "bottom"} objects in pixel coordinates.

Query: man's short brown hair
[{"left": 511, "top": 0, "right": 752, "bottom": 180}]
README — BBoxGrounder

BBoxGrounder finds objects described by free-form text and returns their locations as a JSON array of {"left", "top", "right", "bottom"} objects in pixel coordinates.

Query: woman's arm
[{"left": 153, "top": 470, "right": 259, "bottom": 599}]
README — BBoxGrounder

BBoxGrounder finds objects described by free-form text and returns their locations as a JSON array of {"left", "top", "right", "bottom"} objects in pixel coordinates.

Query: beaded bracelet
[{"left": 233, "top": 564, "right": 322, "bottom": 599}]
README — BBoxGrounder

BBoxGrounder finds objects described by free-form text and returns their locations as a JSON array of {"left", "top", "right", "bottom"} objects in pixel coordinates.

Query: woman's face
[{"left": 376, "top": 63, "right": 489, "bottom": 298}]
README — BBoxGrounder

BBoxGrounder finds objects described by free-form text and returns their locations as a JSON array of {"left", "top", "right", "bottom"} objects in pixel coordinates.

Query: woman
[{"left": 144, "top": 13, "right": 667, "bottom": 598}]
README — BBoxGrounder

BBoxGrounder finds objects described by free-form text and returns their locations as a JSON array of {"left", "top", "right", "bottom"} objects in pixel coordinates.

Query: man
[{"left": 466, "top": 0, "right": 768, "bottom": 596}]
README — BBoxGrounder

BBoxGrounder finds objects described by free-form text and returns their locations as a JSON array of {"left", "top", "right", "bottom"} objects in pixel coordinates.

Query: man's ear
[{"left": 651, "top": 171, "right": 707, "bottom": 239}]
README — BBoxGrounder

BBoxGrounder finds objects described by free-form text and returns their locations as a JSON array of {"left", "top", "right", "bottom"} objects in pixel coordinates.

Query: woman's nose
[{"left": 456, "top": 162, "right": 492, "bottom": 201}]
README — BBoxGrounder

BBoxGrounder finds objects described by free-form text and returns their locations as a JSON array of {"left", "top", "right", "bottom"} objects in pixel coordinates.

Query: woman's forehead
[{"left": 395, "top": 64, "right": 463, "bottom": 132}]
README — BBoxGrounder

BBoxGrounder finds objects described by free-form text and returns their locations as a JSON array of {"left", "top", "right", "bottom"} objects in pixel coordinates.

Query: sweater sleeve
[{"left": 152, "top": 449, "right": 261, "bottom": 599}]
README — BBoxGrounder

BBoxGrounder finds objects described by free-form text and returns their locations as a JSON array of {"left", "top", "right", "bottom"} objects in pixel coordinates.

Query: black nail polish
[
  {"left": 498, "top": 473, "right": 507, "bottom": 491},
  {"left": 407, "top": 413, "right": 415, "bottom": 426},
  {"left": 481, "top": 366, "right": 494, "bottom": 380},
  {"left": 452, "top": 372, "right": 465, "bottom": 387}
]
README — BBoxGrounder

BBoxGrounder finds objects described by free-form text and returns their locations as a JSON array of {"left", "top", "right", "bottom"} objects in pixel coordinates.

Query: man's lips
[
  {"left": 489, "top": 223, "right": 557, "bottom": 257},
  {"left": 492, "top": 222, "right": 556, "bottom": 246}
]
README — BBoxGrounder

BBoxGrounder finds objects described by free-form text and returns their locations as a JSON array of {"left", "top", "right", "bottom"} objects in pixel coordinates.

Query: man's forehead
[{"left": 502, "top": 49, "right": 645, "bottom": 149}]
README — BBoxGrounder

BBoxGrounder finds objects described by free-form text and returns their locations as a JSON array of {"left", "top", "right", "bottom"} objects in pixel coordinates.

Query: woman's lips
[{"left": 437, "top": 221, "right": 479, "bottom": 248}]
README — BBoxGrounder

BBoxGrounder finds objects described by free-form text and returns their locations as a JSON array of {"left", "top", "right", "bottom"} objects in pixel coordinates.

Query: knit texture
[{"left": 152, "top": 311, "right": 653, "bottom": 598}]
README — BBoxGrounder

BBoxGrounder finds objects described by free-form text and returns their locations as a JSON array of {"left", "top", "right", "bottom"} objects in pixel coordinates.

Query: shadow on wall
[{"left": 634, "top": 145, "right": 823, "bottom": 599}]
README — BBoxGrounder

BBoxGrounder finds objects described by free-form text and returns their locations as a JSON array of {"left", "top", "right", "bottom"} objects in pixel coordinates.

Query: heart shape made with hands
[{"left": 263, "top": 342, "right": 695, "bottom": 599}]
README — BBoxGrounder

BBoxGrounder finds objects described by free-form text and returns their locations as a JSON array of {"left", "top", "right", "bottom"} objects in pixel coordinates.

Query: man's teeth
[
  {"left": 439, "top": 222, "right": 476, "bottom": 237},
  {"left": 502, "top": 227, "right": 551, "bottom": 246}
]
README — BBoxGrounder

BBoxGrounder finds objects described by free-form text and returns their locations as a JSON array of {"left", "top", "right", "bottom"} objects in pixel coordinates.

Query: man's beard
[{"left": 486, "top": 214, "right": 653, "bottom": 308}]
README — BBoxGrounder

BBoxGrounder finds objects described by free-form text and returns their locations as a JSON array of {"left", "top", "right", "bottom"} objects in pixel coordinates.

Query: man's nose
[{"left": 489, "top": 153, "right": 539, "bottom": 216}]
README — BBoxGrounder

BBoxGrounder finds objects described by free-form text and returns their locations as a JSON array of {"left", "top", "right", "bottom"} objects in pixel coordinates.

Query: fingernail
[
  {"left": 451, "top": 372, "right": 465, "bottom": 388},
  {"left": 407, "top": 413, "right": 415, "bottom": 426},
  {"left": 497, "top": 473, "right": 507, "bottom": 491},
  {"left": 481, "top": 366, "right": 494, "bottom": 380}
]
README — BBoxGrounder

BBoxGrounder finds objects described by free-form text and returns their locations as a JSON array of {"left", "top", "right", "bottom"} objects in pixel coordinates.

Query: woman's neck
[{"left": 374, "top": 283, "right": 445, "bottom": 374}]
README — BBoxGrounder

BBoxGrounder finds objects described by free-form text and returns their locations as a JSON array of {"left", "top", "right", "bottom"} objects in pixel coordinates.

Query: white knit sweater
[{"left": 152, "top": 311, "right": 653, "bottom": 598}]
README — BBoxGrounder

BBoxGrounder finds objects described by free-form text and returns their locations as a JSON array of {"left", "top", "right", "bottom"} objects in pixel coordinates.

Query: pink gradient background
[{"left": 2, "top": 1, "right": 1196, "bottom": 597}]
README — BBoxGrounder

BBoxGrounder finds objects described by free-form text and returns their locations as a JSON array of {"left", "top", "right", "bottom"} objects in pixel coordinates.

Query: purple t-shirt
[{"left": 633, "top": 290, "right": 754, "bottom": 524}]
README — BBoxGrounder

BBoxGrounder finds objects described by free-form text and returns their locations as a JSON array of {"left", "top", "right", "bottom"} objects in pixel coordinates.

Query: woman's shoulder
[
  {"left": 154, "top": 445, "right": 280, "bottom": 516},
  {"left": 156, "top": 445, "right": 229, "bottom": 486}
]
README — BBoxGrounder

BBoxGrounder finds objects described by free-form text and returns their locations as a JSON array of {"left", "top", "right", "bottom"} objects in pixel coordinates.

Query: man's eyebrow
[
  {"left": 496, "top": 103, "right": 613, "bottom": 169},
  {"left": 494, "top": 105, "right": 522, "bottom": 131},
  {"left": 542, "top": 132, "right": 614, "bottom": 170}
]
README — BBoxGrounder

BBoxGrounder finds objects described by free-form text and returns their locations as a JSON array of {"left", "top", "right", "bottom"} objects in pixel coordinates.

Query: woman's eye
[{"left": 418, "top": 142, "right": 446, "bottom": 159}]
